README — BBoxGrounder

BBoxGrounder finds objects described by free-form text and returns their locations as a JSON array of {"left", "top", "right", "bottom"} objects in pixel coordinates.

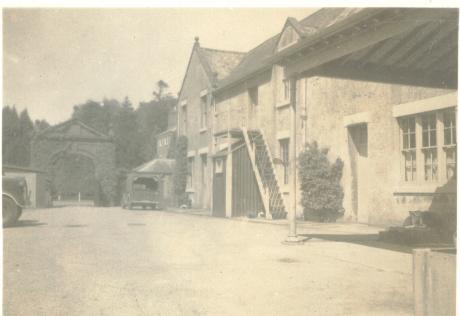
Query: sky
[{"left": 3, "top": 8, "right": 318, "bottom": 124}]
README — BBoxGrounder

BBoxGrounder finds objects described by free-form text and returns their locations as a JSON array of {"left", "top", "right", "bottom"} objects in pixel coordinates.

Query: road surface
[{"left": 3, "top": 207, "right": 413, "bottom": 315}]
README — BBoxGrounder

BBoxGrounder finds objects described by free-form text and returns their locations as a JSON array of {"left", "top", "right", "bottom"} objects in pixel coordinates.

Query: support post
[{"left": 284, "top": 75, "right": 303, "bottom": 245}]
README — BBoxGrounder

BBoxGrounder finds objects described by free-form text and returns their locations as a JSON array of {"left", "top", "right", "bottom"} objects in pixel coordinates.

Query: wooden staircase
[{"left": 242, "top": 128, "right": 287, "bottom": 219}]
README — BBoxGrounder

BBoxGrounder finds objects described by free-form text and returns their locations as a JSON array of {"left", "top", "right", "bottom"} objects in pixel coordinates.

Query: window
[
  {"left": 187, "top": 157, "right": 194, "bottom": 189},
  {"left": 422, "top": 114, "right": 437, "bottom": 181},
  {"left": 249, "top": 86, "right": 258, "bottom": 106},
  {"left": 399, "top": 107, "right": 456, "bottom": 183},
  {"left": 279, "top": 138, "right": 290, "bottom": 185},
  {"left": 401, "top": 117, "right": 416, "bottom": 181},
  {"left": 283, "top": 79, "right": 290, "bottom": 101},
  {"left": 182, "top": 106, "right": 187, "bottom": 134},
  {"left": 444, "top": 109, "right": 457, "bottom": 179},
  {"left": 201, "top": 154, "right": 207, "bottom": 186},
  {"left": 200, "top": 95, "right": 207, "bottom": 129}
]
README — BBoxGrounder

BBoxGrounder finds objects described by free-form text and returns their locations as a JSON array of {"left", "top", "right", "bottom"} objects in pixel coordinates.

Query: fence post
[{"left": 413, "top": 248, "right": 432, "bottom": 316}]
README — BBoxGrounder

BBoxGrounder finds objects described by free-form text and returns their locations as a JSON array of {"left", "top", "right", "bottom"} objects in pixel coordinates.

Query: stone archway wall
[{"left": 31, "top": 136, "right": 117, "bottom": 206}]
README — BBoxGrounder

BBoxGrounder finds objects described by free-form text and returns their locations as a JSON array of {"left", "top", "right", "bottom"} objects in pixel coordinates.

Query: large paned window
[
  {"left": 401, "top": 117, "right": 416, "bottom": 181},
  {"left": 444, "top": 109, "right": 457, "bottom": 179},
  {"left": 422, "top": 113, "right": 438, "bottom": 181},
  {"left": 399, "top": 107, "right": 456, "bottom": 183}
]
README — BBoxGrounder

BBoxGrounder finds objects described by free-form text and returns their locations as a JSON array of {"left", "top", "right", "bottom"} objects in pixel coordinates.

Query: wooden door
[{"left": 212, "top": 157, "right": 226, "bottom": 217}]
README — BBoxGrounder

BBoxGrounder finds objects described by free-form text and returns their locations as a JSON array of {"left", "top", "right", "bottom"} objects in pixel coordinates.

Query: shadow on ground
[
  {"left": 299, "top": 233, "right": 413, "bottom": 254},
  {"left": 5, "top": 219, "right": 47, "bottom": 228}
]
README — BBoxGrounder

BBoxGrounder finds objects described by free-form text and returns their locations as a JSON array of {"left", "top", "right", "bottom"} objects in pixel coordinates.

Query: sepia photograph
[{"left": 2, "top": 4, "right": 458, "bottom": 315}]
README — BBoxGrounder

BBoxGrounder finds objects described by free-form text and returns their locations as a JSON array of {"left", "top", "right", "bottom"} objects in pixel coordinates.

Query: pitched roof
[
  {"left": 216, "top": 8, "right": 364, "bottom": 91},
  {"left": 197, "top": 46, "right": 246, "bottom": 82},
  {"left": 132, "top": 158, "right": 175, "bottom": 174},
  {"left": 34, "top": 118, "right": 111, "bottom": 141}
]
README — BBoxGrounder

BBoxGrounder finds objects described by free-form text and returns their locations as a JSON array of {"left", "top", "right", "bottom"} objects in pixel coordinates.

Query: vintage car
[
  {"left": 122, "top": 176, "right": 161, "bottom": 210},
  {"left": 3, "top": 175, "right": 28, "bottom": 227}
]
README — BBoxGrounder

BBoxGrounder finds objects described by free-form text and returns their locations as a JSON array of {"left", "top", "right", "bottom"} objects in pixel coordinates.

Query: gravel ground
[{"left": 3, "top": 207, "right": 413, "bottom": 316}]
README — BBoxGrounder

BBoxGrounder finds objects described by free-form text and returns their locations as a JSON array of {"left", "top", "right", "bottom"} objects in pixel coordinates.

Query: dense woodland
[{"left": 3, "top": 81, "right": 176, "bottom": 174}]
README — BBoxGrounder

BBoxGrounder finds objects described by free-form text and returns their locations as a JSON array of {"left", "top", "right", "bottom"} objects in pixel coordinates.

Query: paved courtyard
[{"left": 3, "top": 207, "right": 413, "bottom": 316}]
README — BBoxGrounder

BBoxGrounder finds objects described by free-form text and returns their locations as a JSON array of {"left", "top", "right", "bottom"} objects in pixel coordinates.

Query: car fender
[{"left": 2, "top": 193, "right": 25, "bottom": 209}]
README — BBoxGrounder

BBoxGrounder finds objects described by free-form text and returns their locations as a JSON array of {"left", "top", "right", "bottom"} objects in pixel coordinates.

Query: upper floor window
[
  {"left": 181, "top": 106, "right": 187, "bottom": 134},
  {"left": 249, "top": 86, "right": 258, "bottom": 107},
  {"left": 200, "top": 95, "right": 207, "bottom": 129},
  {"left": 283, "top": 79, "right": 290, "bottom": 102}
]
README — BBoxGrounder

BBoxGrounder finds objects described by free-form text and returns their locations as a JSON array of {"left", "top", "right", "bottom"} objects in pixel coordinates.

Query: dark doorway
[
  {"left": 50, "top": 153, "right": 98, "bottom": 206},
  {"left": 348, "top": 124, "right": 369, "bottom": 223}
]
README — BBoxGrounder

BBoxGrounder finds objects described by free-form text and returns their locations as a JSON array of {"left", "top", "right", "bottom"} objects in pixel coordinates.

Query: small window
[
  {"left": 187, "top": 157, "right": 194, "bottom": 189},
  {"left": 182, "top": 106, "right": 187, "bottom": 134},
  {"left": 283, "top": 79, "right": 290, "bottom": 101},
  {"left": 201, "top": 154, "right": 207, "bottom": 186},
  {"left": 249, "top": 86, "right": 258, "bottom": 106},
  {"left": 279, "top": 138, "right": 290, "bottom": 185},
  {"left": 200, "top": 95, "right": 207, "bottom": 129}
]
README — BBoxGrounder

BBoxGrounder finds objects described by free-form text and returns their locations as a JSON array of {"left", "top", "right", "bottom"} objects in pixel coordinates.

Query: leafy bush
[
  {"left": 298, "top": 141, "right": 344, "bottom": 222},
  {"left": 173, "top": 135, "right": 189, "bottom": 206}
]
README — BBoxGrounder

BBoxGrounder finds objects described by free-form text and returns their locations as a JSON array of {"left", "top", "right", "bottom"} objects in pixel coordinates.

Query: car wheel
[{"left": 3, "top": 196, "right": 19, "bottom": 227}]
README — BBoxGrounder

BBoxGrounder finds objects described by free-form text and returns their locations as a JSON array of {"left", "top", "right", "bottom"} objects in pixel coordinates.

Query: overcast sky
[{"left": 3, "top": 8, "right": 317, "bottom": 124}]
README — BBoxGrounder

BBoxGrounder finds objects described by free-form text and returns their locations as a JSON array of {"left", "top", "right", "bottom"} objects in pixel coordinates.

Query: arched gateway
[{"left": 31, "top": 119, "right": 116, "bottom": 206}]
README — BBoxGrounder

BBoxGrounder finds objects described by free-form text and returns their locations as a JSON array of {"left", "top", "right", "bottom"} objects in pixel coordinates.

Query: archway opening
[{"left": 50, "top": 153, "right": 99, "bottom": 206}]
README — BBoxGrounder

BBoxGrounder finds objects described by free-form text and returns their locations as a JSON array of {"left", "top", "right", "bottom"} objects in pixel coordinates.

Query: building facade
[{"left": 177, "top": 8, "right": 458, "bottom": 225}]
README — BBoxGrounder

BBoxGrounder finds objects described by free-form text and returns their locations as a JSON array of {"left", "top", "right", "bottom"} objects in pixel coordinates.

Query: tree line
[{"left": 3, "top": 81, "right": 177, "bottom": 174}]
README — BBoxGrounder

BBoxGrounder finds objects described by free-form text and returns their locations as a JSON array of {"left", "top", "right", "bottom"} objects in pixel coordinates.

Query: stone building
[
  {"left": 31, "top": 119, "right": 117, "bottom": 206},
  {"left": 177, "top": 8, "right": 458, "bottom": 225}
]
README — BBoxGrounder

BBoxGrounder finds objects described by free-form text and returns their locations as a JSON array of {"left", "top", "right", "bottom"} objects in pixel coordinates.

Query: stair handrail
[
  {"left": 241, "top": 127, "right": 270, "bottom": 214},
  {"left": 258, "top": 129, "right": 287, "bottom": 212}
]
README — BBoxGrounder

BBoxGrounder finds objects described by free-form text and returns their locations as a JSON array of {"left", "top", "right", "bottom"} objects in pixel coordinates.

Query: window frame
[
  {"left": 248, "top": 86, "right": 259, "bottom": 107},
  {"left": 399, "top": 107, "right": 456, "bottom": 185},
  {"left": 187, "top": 157, "right": 194, "bottom": 190},
  {"left": 200, "top": 95, "right": 208, "bottom": 129},
  {"left": 279, "top": 138, "right": 290, "bottom": 185}
]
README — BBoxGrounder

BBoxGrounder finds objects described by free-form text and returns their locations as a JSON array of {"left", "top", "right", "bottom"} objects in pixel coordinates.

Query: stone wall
[
  {"left": 177, "top": 49, "right": 213, "bottom": 208},
  {"left": 303, "top": 75, "right": 455, "bottom": 225}
]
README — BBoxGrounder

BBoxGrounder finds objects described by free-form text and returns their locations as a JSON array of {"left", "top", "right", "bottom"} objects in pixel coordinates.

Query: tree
[
  {"left": 298, "top": 141, "right": 344, "bottom": 222},
  {"left": 153, "top": 80, "right": 170, "bottom": 101},
  {"left": 2, "top": 106, "right": 34, "bottom": 166},
  {"left": 17, "top": 109, "right": 34, "bottom": 166},
  {"left": 72, "top": 100, "right": 112, "bottom": 134},
  {"left": 112, "top": 97, "right": 143, "bottom": 169},
  {"left": 34, "top": 119, "right": 51, "bottom": 132},
  {"left": 3, "top": 106, "right": 20, "bottom": 165}
]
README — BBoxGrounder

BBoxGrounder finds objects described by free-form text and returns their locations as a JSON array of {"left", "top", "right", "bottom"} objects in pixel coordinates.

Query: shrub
[
  {"left": 298, "top": 141, "right": 344, "bottom": 222},
  {"left": 173, "top": 135, "right": 189, "bottom": 206}
]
